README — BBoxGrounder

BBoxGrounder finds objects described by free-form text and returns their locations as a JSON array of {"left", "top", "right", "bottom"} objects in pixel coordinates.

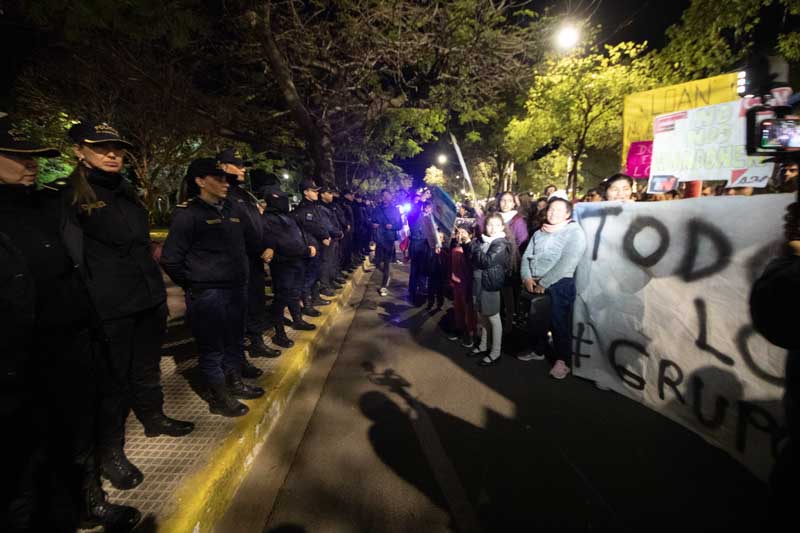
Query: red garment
[{"left": 450, "top": 245, "right": 476, "bottom": 334}]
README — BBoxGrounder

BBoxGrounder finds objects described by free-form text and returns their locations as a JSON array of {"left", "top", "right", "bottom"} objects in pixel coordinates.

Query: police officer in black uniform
[
  {"left": 67, "top": 121, "right": 193, "bottom": 492},
  {"left": 160, "top": 158, "right": 266, "bottom": 417},
  {"left": 1, "top": 118, "right": 140, "bottom": 531},
  {"left": 318, "top": 184, "right": 345, "bottom": 292},
  {"left": 340, "top": 189, "right": 358, "bottom": 270},
  {"left": 261, "top": 185, "right": 317, "bottom": 348},
  {"left": 329, "top": 188, "right": 351, "bottom": 279},
  {"left": 216, "top": 149, "right": 280, "bottom": 361},
  {"left": 292, "top": 179, "right": 334, "bottom": 304}
]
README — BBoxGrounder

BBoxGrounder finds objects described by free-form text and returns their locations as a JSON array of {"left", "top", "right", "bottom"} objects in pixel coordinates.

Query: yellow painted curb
[{"left": 156, "top": 268, "right": 365, "bottom": 533}]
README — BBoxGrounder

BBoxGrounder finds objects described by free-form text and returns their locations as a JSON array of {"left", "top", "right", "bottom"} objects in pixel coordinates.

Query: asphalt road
[{"left": 222, "top": 263, "right": 767, "bottom": 533}]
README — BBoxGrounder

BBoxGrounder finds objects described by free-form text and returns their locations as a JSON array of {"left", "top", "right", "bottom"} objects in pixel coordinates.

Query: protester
[
  {"left": 544, "top": 184, "right": 557, "bottom": 198},
  {"left": 779, "top": 162, "right": 799, "bottom": 192},
  {"left": 160, "top": 158, "right": 265, "bottom": 417},
  {"left": 583, "top": 188, "right": 602, "bottom": 202},
  {"left": 67, "top": 121, "right": 193, "bottom": 492},
  {"left": 518, "top": 196, "right": 587, "bottom": 380},
  {"left": 448, "top": 224, "right": 478, "bottom": 346},
  {"left": 460, "top": 213, "right": 512, "bottom": 366},
  {"left": 602, "top": 173, "right": 636, "bottom": 201},
  {"left": 0, "top": 119, "right": 140, "bottom": 531},
  {"left": 407, "top": 188, "right": 433, "bottom": 304},
  {"left": 425, "top": 215, "right": 447, "bottom": 310},
  {"left": 750, "top": 200, "right": 800, "bottom": 531},
  {"left": 371, "top": 189, "right": 402, "bottom": 296},
  {"left": 217, "top": 149, "right": 280, "bottom": 361}
]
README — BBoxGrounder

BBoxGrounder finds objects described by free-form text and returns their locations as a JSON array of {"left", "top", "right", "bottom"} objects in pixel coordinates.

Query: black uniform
[
  {"left": 319, "top": 200, "right": 343, "bottom": 289},
  {"left": 339, "top": 197, "right": 356, "bottom": 268},
  {"left": 371, "top": 202, "right": 402, "bottom": 288},
  {"left": 76, "top": 169, "right": 168, "bottom": 457},
  {"left": 228, "top": 185, "right": 269, "bottom": 338},
  {"left": 262, "top": 199, "right": 310, "bottom": 337},
  {"left": 291, "top": 198, "right": 330, "bottom": 299},
  {"left": 160, "top": 197, "right": 249, "bottom": 384},
  {"left": 0, "top": 182, "right": 100, "bottom": 531}
]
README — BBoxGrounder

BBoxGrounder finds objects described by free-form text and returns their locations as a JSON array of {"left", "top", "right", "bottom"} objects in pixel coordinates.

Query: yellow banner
[{"left": 622, "top": 72, "right": 739, "bottom": 163}]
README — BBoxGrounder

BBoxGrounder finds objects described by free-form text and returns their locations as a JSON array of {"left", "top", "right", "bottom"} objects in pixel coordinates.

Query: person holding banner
[{"left": 518, "top": 196, "right": 586, "bottom": 380}]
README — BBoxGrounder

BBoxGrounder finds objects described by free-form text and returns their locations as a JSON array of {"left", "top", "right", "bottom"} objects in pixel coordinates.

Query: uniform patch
[
  {"left": 306, "top": 213, "right": 313, "bottom": 220},
  {"left": 206, "top": 219, "right": 222, "bottom": 224},
  {"left": 79, "top": 200, "right": 108, "bottom": 214}
]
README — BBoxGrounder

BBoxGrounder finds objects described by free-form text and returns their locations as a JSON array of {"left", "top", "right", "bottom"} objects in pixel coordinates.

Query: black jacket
[
  {"left": 467, "top": 237, "right": 511, "bottom": 292},
  {"left": 77, "top": 169, "right": 165, "bottom": 319},
  {"left": 228, "top": 185, "right": 264, "bottom": 259},
  {"left": 318, "top": 201, "right": 344, "bottom": 239},
  {"left": 292, "top": 199, "right": 330, "bottom": 248},
  {"left": 262, "top": 208, "right": 310, "bottom": 263},
  {"left": 160, "top": 197, "right": 249, "bottom": 290},
  {"left": 371, "top": 203, "right": 402, "bottom": 248},
  {"left": 339, "top": 198, "right": 355, "bottom": 230}
]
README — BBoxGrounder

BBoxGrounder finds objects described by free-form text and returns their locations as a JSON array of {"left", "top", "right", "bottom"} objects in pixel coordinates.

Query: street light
[
  {"left": 437, "top": 154, "right": 448, "bottom": 165},
  {"left": 282, "top": 173, "right": 289, "bottom": 180},
  {"left": 555, "top": 24, "right": 580, "bottom": 51}
]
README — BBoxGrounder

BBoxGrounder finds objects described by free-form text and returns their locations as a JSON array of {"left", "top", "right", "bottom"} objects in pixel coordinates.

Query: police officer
[
  {"left": 216, "top": 149, "right": 280, "bottom": 361},
  {"left": 67, "top": 121, "right": 193, "bottom": 492},
  {"left": 371, "top": 189, "right": 402, "bottom": 296},
  {"left": 261, "top": 185, "right": 317, "bottom": 347},
  {"left": 0, "top": 118, "right": 140, "bottom": 530},
  {"left": 318, "top": 184, "right": 345, "bottom": 293},
  {"left": 160, "top": 158, "right": 265, "bottom": 417},
  {"left": 340, "top": 189, "right": 358, "bottom": 270},
  {"left": 292, "top": 179, "right": 334, "bottom": 303},
  {"left": 329, "top": 187, "right": 351, "bottom": 278}
]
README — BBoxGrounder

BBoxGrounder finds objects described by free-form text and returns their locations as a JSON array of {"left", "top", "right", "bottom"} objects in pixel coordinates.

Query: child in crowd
[{"left": 448, "top": 224, "right": 477, "bottom": 347}]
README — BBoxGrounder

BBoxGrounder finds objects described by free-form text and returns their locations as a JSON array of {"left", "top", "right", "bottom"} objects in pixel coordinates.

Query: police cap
[
  {"left": 68, "top": 120, "right": 133, "bottom": 148},
  {"left": 216, "top": 148, "right": 252, "bottom": 168},
  {"left": 0, "top": 113, "right": 61, "bottom": 158},
  {"left": 298, "top": 178, "right": 321, "bottom": 193}
]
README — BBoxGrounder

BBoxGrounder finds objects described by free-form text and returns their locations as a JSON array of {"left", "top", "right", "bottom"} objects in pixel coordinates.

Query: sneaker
[
  {"left": 517, "top": 351, "right": 546, "bottom": 362},
  {"left": 379, "top": 287, "right": 388, "bottom": 296},
  {"left": 550, "top": 360, "right": 571, "bottom": 380},
  {"left": 447, "top": 333, "right": 459, "bottom": 341},
  {"left": 460, "top": 336, "right": 474, "bottom": 348},
  {"left": 595, "top": 382, "right": 611, "bottom": 391}
]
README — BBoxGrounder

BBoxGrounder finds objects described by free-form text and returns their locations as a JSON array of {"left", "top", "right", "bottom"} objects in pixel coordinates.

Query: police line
[{"left": 571, "top": 194, "right": 792, "bottom": 480}]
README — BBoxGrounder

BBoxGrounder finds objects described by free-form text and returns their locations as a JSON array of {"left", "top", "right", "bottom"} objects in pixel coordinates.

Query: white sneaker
[
  {"left": 516, "top": 351, "right": 545, "bottom": 362},
  {"left": 447, "top": 333, "right": 459, "bottom": 341},
  {"left": 379, "top": 287, "right": 388, "bottom": 296}
]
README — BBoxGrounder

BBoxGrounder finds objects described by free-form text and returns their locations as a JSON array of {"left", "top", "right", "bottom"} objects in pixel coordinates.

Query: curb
[{"left": 155, "top": 266, "right": 367, "bottom": 533}]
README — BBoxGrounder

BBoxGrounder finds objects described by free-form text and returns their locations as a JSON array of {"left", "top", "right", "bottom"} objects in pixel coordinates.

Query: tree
[
  {"left": 647, "top": 0, "right": 800, "bottom": 83},
  {"left": 424, "top": 165, "right": 445, "bottom": 187},
  {"left": 505, "top": 42, "right": 654, "bottom": 199}
]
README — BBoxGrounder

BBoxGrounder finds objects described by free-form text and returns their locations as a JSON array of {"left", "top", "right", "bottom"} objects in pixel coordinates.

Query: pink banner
[{"left": 626, "top": 140, "right": 653, "bottom": 179}]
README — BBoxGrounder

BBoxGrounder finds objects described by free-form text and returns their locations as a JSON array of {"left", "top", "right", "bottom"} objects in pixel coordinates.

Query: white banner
[
  {"left": 649, "top": 100, "right": 774, "bottom": 188},
  {"left": 572, "top": 195, "right": 791, "bottom": 480}
]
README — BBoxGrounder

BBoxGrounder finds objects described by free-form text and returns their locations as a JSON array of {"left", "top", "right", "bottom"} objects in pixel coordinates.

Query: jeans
[{"left": 375, "top": 243, "right": 394, "bottom": 288}]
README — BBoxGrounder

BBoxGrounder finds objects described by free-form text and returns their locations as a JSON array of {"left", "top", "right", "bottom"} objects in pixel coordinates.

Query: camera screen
[{"left": 760, "top": 117, "right": 800, "bottom": 150}]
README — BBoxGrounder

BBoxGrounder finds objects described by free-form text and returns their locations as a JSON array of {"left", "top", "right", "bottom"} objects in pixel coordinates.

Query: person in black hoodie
[
  {"left": 371, "top": 189, "right": 402, "bottom": 296},
  {"left": 216, "top": 149, "right": 279, "bottom": 360},
  {"left": 67, "top": 121, "right": 193, "bottom": 492},
  {"left": 261, "top": 185, "right": 317, "bottom": 348},
  {"left": 160, "top": 158, "right": 266, "bottom": 417},
  {"left": 1, "top": 118, "right": 139, "bottom": 531}
]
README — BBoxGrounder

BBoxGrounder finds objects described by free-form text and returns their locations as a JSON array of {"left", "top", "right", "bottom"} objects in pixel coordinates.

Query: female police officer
[
  {"left": 0, "top": 116, "right": 139, "bottom": 531},
  {"left": 67, "top": 121, "right": 193, "bottom": 492}
]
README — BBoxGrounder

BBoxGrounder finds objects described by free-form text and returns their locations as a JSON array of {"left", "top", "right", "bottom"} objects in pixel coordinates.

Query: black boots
[
  {"left": 312, "top": 296, "right": 332, "bottom": 306},
  {"left": 81, "top": 473, "right": 141, "bottom": 532},
  {"left": 290, "top": 318, "right": 316, "bottom": 331},
  {"left": 226, "top": 373, "right": 265, "bottom": 399},
  {"left": 301, "top": 297, "right": 321, "bottom": 317},
  {"left": 247, "top": 334, "right": 281, "bottom": 358},
  {"left": 141, "top": 412, "right": 195, "bottom": 438},
  {"left": 99, "top": 447, "right": 143, "bottom": 490},
  {"left": 208, "top": 382, "right": 249, "bottom": 417},
  {"left": 272, "top": 319, "right": 295, "bottom": 348},
  {"left": 242, "top": 357, "right": 264, "bottom": 378}
]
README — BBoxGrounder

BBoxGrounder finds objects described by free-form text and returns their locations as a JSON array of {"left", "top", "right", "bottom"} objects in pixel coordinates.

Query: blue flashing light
[{"left": 399, "top": 203, "right": 411, "bottom": 214}]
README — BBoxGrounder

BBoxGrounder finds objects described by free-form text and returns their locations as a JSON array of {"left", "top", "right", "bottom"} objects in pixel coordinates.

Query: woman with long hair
[{"left": 67, "top": 121, "right": 193, "bottom": 492}]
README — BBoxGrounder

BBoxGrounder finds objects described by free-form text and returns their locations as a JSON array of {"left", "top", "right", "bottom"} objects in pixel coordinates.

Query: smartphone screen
[{"left": 760, "top": 117, "right": 800, "bottom": 150}]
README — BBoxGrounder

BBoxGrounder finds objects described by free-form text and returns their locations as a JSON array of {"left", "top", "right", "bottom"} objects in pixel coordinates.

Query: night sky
[{"left": 396, "top": 0, "right": 693, "bottom": 182}]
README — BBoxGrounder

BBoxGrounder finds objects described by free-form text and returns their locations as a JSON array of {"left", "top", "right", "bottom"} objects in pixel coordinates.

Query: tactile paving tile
[{"left": 105, "top": 319, "right": 298, "bottom": 517}]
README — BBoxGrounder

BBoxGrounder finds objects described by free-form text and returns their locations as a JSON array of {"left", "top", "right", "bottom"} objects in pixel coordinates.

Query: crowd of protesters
[{"left": 2, "top": 107, "right": 798, "bottom": 532}]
